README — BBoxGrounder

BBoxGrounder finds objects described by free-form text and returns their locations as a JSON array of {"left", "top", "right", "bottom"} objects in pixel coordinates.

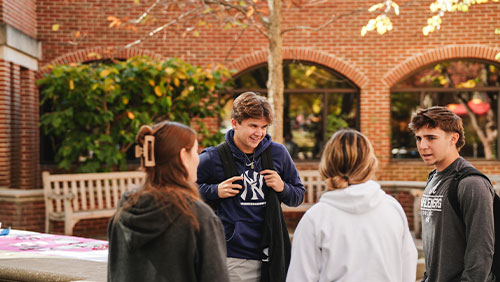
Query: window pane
[
  {"left": 326, "top": 93, "right": 358, "bottom": 137},
  {"left": 393, "top": 61, "right": 500, "bottom": 88},
  {"left": 391, "top": 60, "right": 500, "bottom": 160},
  {"left": 285, "top": 93, "right": 323, "bottom": 160},
  {"left": 229, "top": 61, "right": 359, "bottom": 160},
  {"left": 391, "top": 91, "right": 499, "bottom": 159},
  {"left": 234, "top": 61, "right": 356, "bottom": 90}
]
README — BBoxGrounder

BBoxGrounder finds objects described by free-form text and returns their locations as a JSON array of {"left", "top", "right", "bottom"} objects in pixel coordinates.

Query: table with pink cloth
[{"left": 0, "top": 229, "right": 108, "bottom": 281}]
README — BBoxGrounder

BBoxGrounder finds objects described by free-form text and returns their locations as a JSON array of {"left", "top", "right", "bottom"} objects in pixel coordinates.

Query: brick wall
[
  {"left": 34, "top": 0, "right": 500, "bottom": 183},
  {"left": 1, "top": 0, "right": 498, "bottom": 235},
  {"left": 1, "top": 0, "right": 37, "bottom": 37}
]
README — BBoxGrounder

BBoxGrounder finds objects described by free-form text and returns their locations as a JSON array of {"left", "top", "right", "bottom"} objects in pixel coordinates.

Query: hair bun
[{"left": 329, "top": 176, "right": 349, "bottom": 189}]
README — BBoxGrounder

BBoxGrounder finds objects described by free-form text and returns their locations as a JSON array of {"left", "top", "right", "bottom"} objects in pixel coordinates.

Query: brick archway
[
  {"left": 383, "top": 44, "right": 500, "bottom": 87},
  {"left": 227, "top": 47, "right": 368, "bottom": 88},
  {"left": 38, "top": 47, "right": 163, "bottom": 78}
]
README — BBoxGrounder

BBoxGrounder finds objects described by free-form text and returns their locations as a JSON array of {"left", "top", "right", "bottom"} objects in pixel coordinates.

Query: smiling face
[
  {"left": 415, "top": 126, "right": 460, "bottom": 172},
  {"left": 232, "top": 117, "right": 269, "bottom": 153}
]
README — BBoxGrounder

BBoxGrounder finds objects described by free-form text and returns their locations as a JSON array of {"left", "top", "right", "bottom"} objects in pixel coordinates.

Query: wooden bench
[
  {"left": 42, "top": 171, "right": 146, "bottom": 235},
  {"left": 282, "top": 170, "right": 328, "bottom": 212}
]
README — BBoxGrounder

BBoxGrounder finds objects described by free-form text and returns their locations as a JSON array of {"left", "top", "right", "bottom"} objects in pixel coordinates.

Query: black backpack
[
  {"left": 427, "top": 167, "right": 500, "bottom": 281},
  {"left": 215, "top": 141, "right": 291, "bottom": 282}
]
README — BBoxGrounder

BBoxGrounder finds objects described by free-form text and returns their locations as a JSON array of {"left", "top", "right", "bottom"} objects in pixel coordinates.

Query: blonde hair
[{"left": 319, "top": 129, "right": 378, "bottom": 189}]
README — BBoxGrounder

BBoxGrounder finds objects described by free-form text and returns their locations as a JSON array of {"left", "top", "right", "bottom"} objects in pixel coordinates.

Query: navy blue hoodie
[{"left": 197, "top": 130, "right": 305, "bottom": 260}]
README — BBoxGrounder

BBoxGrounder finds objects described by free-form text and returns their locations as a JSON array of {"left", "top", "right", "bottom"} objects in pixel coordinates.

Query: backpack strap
[
  {"left": 261, "top": 146, "right": 274, "bottom": 170},
  {"left": 216, "top": 142, "right": 239, "bottom": 178},
  {"left": 426, "top": 169, "right": 437, "bottom": 186},
  {"left": 448, "top": 166, "right": 492, "bottom": 220}
]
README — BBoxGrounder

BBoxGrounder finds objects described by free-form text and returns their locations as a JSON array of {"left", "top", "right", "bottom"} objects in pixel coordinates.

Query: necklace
[{"left": 244, "top": 153, "right": 255, "bottom": 169}]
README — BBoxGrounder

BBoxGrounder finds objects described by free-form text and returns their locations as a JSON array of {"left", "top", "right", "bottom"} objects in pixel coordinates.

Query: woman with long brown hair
[
  {"left": 107, "top": 121, "right": 229, "bottom": 282},
  {"left": 286, "top": 128, "right": 417, "bottom": 282}
]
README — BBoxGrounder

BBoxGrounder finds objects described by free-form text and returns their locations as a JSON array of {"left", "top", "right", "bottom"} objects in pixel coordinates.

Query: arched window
[
  {"left": 391, "top": 59, "right": 500, "bottom": 160},
  {"left": 222, "top": 61, "right": 360, "bottom": 160}
]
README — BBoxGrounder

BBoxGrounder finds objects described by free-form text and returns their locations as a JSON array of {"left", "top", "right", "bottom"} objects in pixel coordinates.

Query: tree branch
[
  {"left": 225, "top": 26, "right": 248, "bottom": 62},
  {"left": 125, "top": 6, "right": 204, "bottom": 48},
  {"left": 281, "top": 8, "right": 365, "bottom": 34}
]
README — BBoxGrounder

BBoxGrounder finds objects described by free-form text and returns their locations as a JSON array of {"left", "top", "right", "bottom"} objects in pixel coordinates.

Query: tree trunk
[{"left": 266, "top": 0, "right": 284, "bottom": 144}]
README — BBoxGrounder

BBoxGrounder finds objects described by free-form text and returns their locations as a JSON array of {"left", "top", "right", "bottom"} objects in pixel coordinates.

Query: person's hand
[
  {"left": 218, "top": 176, "right": 243, "bottom": 198},
  {"left": 260, "top": 170, "right": 284, "bottom": 192}
]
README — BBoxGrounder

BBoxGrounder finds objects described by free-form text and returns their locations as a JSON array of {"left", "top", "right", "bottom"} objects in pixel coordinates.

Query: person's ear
[
  {"left": 450, "top": 132, "right": 459, "bottom": 146},
  {"left": 180, "top": 148, "right": 188, "bottom": 169},
  {"left": 231, "top": 118, "right": 238, "bottom": 128}
]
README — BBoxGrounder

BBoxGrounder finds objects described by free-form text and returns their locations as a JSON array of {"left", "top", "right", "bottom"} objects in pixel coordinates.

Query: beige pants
[{"left": 227, "top": 257, "right": 262, "bottom": 282}]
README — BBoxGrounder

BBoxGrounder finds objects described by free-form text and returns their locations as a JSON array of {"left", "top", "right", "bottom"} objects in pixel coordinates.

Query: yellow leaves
[
  {"left": 361, "top": 15, "right": 393, "bottom": 36},
  {"left": 52, "top": 24, "right": 60, "bottom": 31},
  {"left": 368, "top": 3, "right": 383, "bottom": 12},
  {"left": 174, "top": 78, "right": 180, "bottom": 87},
  {"left": 305, "top": 66, "right": 316, "bottom": 77},
  {"left": 193, "top": 30, "right": 199, "bottom": 37},
  {"left": 495, "top": 28, "right": 500, "bottom": 35},
  {"left": 457, "top": 79, "right": 476, "bottom": 88},
  {"left": 127, "top": 111, "right": 135, "bottom": 120},
  {"left": 495, "top": 52, "right": 500, "bottom": 61},
  {"left": 100, "top": 69, "right": 111, "bottom": 78},
  {"left": 122, "top": 97, "right": 129, "bottom": 105},
  {"left": 361, "top": 2, "right": 398, "bottom": 36},
  {"left": 74, "top": 31, "right": 81, "bottom": 38},
  {"left": 165, "top": 67, "right": 175, "bottom": 75},
  {"left": 181, "top": 89, "right": 189, "bottom": 97},
  {"left": 176, "top": 72, "right": 186, "bottom": 80},
  {"left": 107, "top": 16, "right": 122, "bottom": 28},
  {"left": 154, "top": 86, "right": 162, "bottom": 96},
  {"left": 149, "top": 79, "right": 155, "bottom": 86},
  {"left": 87, "top": 52, "right": 102, "bottom": 59},
  {"left": 423, "top": 15, "right": 442, "bottom": 36},
  {"left": 246, "top": 6, "right": 255, "bottom": 18},
  {"left": 69, "top": 79, "right": 74, "bottom": 90}
]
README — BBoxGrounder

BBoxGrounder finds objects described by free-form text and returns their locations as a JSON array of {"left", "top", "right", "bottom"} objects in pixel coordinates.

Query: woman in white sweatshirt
[{"left": 287, "top": 129, "right": 417, "bottom": 282}]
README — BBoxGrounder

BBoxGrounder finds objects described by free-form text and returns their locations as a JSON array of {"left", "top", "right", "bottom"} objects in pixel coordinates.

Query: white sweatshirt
[{"left": 286, "top": 180, "right": 417, "bottom": 282}]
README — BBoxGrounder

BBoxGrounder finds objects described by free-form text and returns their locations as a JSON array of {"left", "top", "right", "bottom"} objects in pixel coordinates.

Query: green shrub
[{"left": 39, "top": 56, "right": 232, "bottom": 172}]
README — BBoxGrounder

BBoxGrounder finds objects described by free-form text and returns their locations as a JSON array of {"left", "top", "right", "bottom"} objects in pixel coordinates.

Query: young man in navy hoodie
[{"left": 197, "top": 92, "right": 305, "bottom": 282}]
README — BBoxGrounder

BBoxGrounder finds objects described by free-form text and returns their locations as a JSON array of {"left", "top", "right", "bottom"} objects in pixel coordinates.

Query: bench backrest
[
  {"left": 283, "top": 170, "right": 328, "bottom": 211},
  {"left": 42, "top": 171, "right": 146, "bottom": 214}
]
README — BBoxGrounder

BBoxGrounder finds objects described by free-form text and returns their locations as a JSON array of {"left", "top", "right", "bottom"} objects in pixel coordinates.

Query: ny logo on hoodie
[{"left": 240, "top": 170, "right": 266, "bottom": 205}]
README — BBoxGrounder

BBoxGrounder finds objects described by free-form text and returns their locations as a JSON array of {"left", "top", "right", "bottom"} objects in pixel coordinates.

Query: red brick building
[{"left": 1, "top": 0, "right": 499, "bottom": 236}]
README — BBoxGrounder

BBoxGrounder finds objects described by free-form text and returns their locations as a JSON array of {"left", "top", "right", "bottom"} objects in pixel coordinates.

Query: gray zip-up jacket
[{"left": 421, "top": 157, "right": 495, "bottom": 282}]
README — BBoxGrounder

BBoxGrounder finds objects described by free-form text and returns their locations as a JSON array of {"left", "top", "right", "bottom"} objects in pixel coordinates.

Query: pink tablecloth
[{"left": 0, "top": 229, "right": 108, "bottom": 262}]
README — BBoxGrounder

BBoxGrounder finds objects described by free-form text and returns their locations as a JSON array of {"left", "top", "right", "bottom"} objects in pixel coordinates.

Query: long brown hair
[
  {"left": 116, "top": 121, "right": 200, "bottom": 228},
  {"left": 319, "top": 128, "right": 378, "bottom": 190}
]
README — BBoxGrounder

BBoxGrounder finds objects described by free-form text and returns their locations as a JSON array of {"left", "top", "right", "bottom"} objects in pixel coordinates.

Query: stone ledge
[{"left": 0, "top": 188, "right": 44, "bottom": 203}]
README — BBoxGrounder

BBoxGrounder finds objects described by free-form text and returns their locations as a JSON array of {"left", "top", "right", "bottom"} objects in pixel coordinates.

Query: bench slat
[
  {"left": 79, "top": 180, "right": 88, "bottom": 211},
  {"left": 96, "top": 179, "right": 104, "bottom": 210},
  {"left": 104, "top": 179, "right": 112, "bottom": 209},
  {"left": 71, "top": 180, "right": 78, "bottom": 212}
]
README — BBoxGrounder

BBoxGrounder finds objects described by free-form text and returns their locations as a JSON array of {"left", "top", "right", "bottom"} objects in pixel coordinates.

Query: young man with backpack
[
  {"left": 197, "top": 92, "right": 305, "bottom": 282},
  {"left": 409, "top": 106, "right": 497, "bottom": 282}
]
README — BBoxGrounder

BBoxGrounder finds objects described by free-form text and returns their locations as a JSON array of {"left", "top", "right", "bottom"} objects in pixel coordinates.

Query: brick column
[
  {"left": 10, "top": 64, "right": 21, "bottom": 188},
  {"left": 20, "top": 68, "right": 39, "bottom": 189},
  {"left": 0, "top": 60, "right": 12, "bottom": 187}
]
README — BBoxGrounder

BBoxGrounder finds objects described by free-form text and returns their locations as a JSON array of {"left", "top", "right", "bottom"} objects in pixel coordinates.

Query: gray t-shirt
[{"left": 421, "top": 157, "right": 495, "bottom": 282}]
